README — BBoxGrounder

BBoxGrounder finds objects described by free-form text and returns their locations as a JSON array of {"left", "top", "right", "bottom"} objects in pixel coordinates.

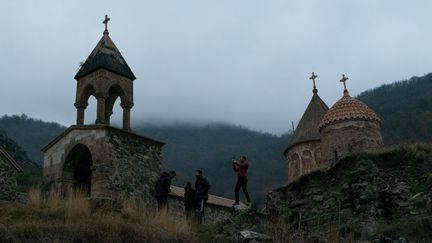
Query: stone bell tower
[
  {"left": 42, "top": 16, "right": 164, "bottom": 202},
  {"left": 74, "top": 15, "right": 134, "bottom": 130}
]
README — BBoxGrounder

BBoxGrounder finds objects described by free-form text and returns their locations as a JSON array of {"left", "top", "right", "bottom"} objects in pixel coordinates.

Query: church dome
[{"left": 319, "top": 90, "right": 381, "bottom": 130}]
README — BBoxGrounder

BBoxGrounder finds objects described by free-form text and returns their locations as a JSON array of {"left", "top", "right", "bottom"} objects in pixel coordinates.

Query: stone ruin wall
[
  {"left": 0, "top": 153, "right": 19, "bottom": 201},
  {"left": 168, "top": 195, "right": 232, "bottom": 223},
  {"left": 266, "top": 150, "right": 432, "bottom": 240}
]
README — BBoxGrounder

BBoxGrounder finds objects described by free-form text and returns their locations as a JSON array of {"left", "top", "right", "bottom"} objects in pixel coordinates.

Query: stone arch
[
  {"left": 105, "top": 84, "right": 126, "bottom": 125},
  {"left": 75, "top": 84, "right": 96, "bottom": 125},
  {"left": 301, "top": 150, "right": 313, "bottom": 173},
  {"left": 81, "top": 84, "right": 96, "bottom": 105},
  {"left": 62, "top": 144, "right": 93, "bottom": 196},
  {"left": 289, "top": 153, "right": 300, "bottom": 181},
  {"left": 314, "top": 148, "right": 323, "bottom": 166}
]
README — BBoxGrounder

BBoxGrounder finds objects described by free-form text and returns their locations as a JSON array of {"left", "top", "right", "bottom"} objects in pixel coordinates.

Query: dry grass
[
  {"left": 267, "top": 217, "right": 355, "bottom": 243},
  {"left": 0, "top": 188, "right": 198, "bottom": 243}
]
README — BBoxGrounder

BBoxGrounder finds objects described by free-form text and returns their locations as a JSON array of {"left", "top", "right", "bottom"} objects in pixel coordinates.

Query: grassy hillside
[{"left": 0, "top": 189, "right": 197, "bottom": 243}]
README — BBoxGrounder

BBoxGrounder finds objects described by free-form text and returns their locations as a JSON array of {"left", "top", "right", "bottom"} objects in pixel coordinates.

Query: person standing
[
  {"left": 232, "top": 156, "right": 251, "bottom": 206},
  {"left": 184, "top": 181, "right": 195, "bottom": 218},
  {"left": 194, "top": 170, "right": 210, "bottom": 224},
  {"left": 154, "top": 170, "right": 176, "bottom": 211}
]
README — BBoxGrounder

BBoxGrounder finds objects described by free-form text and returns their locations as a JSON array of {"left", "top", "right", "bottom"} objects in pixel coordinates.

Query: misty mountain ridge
[{"left": 0, "top": 71, "right": 431, "bottom": 203}]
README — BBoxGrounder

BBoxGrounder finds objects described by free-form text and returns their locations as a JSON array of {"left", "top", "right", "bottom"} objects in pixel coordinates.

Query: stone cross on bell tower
[
  {"left": 74, "top": 15, "right": 136, "bottom": 131},
  {"left": 103, "top": 15, "right": 110, "bottom": 35},
  {"left": 309, "top": 72, "right": 318, "bottom": 94},
  {"left": 340, "top": 74, "right": 349, "bottom": 92}
]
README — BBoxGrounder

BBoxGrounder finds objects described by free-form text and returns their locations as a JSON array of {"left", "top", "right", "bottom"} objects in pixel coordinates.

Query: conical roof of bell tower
[
  {"left": 75, "top": 23, "right": 136, "bottom": 80},
  {"left": 284, "top": 74, "right": 329, "bottom": 154}
]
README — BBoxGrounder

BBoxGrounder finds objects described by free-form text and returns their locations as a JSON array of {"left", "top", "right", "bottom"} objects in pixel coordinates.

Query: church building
[
  {"left": 41, "top": 16, "right": 236, "bottom": 222},
  {"left": 284, "top": 73, "right": 383, "bottom": 184},
  {"left": 42, "top": 16, "right": 164, "bottom": 201},
  {"left": 284, "top": 72, "right": 329, "bottom": 183}
]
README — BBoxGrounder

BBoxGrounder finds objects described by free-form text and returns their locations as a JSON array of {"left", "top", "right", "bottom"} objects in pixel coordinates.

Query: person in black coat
[
  {"left": 154, "top": 170, "right": 176, "bottom": 211},
  {"left": 194, "top": 170, "right": 210, "bottom": 224},
  {"left": 184, "top": 182, "right": 195, "bottom": 218}
]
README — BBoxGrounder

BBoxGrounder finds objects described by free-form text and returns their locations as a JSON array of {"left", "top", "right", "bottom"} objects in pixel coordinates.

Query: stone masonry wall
[
  {"left": 168, "top": 195, "right": 232, "bottom": 223},
  {"left": 320, "top": 120, "right": 383, "bottom": 165},
  {"left": 265, "top": 146, "right": 432, "bottom": 240},
  {"left": 286, "top": 140, "right": 325, "bottom": 183},
  {"left": 43, "top": 126, "right": 164, "bottom": 204},
  {"left": 106, "top": 128, "right": 164, "bottom": 203},
  {"left": 0, "top": 153, "right": 18, "bottom": 201}
]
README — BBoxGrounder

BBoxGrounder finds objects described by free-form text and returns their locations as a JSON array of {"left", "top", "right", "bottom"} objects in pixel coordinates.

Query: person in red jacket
[{"left": 232, "top": 155, "right": 251, "bottom": 205}]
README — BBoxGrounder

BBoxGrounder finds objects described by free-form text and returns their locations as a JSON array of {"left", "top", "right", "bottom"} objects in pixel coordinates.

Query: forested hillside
[
  {"left": 357, "top": 73, "right": 432, "bottom": 144},
  {"left": 0, "top": 115, "right": 65, "bottom": 164},
  {"left": 0, "top": 129, "right": 35, "bottom": 168}
]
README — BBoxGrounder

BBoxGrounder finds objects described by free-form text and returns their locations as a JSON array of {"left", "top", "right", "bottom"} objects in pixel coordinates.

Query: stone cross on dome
[
  {"left": 103, "top": 14, "right": 110, "bottom": 35},
  {"left": 340, "top": 74, "right": 349, "bottom": 92},
  {"left": 309, "top": 72, "right": 318, "bottom": 93}
]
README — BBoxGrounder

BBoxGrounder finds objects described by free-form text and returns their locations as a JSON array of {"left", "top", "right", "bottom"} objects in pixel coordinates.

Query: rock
[
  {"left": 409, "top": 192, "right": 424, "bottom": 201},
  {"left": 312, "top": 195, "right": 323, "bottom": 202},
  {"left": 238, "top": 230, "right": 271, "bottom": 243},
  {"left": 396, "top": 237, "right": 408, "bottom": 243},
  {"left": 289, "top": 199, "right": 305, "bottom": 208},
  {"left": 233, "top": 203, "right": 251, "bottom": 213}
]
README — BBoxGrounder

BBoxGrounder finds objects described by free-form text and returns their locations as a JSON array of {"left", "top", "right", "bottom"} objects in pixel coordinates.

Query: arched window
[
  {"left": 302, "top": 150, "right": 313, "bottom": 173},
  {"left": 289, "top": 153, "right": 300, "bottom": 180},
  {"left": 314, "top": 149, "right": 322, "bottom": 166}
]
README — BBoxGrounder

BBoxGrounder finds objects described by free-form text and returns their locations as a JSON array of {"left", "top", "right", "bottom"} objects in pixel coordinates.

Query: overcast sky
[{"left": 1, "top": 1, "right": 432, "bottom": 135}]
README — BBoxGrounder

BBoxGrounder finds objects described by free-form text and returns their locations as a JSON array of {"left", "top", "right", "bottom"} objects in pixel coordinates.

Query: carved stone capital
[
  {"left": 94, "top": 92, "right": 108, "bottom": 99},
  {"left": 74, "top": 101, "right": 88, "bottom": 109},
  {"left": 120, "top": 102, "right": 134, "bottom": 109}
]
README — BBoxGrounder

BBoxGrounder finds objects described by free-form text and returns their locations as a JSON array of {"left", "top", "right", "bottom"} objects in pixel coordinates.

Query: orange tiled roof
[{"left": 319, "top": 90, "right": 381, "bottom": 129}]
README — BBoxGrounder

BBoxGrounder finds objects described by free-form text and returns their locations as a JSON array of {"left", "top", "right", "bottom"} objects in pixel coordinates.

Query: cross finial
[
  {"left": 309, "top": 72, "right": 318, "bottom": 93},
  {"left": 103, "top": 14, "right": 110, "bottom": 35},
  {"left": 340, "top": 74, "right": 349, "bottom": 91}
]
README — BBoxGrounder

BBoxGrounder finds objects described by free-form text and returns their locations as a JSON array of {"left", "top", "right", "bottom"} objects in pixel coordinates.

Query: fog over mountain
[{"left": 2, "top": 1, "right": 432, "bottom": 134}]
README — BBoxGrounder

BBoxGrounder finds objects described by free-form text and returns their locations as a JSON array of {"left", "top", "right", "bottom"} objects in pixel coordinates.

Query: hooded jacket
[
  {"left": 154, "top": 172, "right": 172, "bottom": 197},
  {"left": 195, "top": 176, "right": 211, "bottom": 201}
]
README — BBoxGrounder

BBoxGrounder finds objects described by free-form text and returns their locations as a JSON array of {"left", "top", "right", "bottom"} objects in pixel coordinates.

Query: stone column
[
  {"left": 105, "top": 111, "right": 113, "bottom": 126},
  {"left": 121, "top": 102, "right": 133, "bottom": 131},
  {"left": 122, "top": 107, "right": 131, "bottom": 131},
  {"left": 76, "top": 108, "right": 85, "bottom": 125},
  {"left": 95, "top": 93, "right": 107, "bottom": 124},
  {"left": 74, "top": 101, "right": 87, "bottom": 125}
]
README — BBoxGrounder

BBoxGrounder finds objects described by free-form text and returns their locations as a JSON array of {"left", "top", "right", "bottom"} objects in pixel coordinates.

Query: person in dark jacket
[
  {"left": 232, "top": 155, "right": 251, "bottom": 205},
  {"left": 184, "top": 182, "right": 195, "bottom": 218},
  {"left": 194, "top": 170, "right": 210, "bottom": 224},
  {"left": 154, "top": 170, "right": 176, "bottom": 211}
]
